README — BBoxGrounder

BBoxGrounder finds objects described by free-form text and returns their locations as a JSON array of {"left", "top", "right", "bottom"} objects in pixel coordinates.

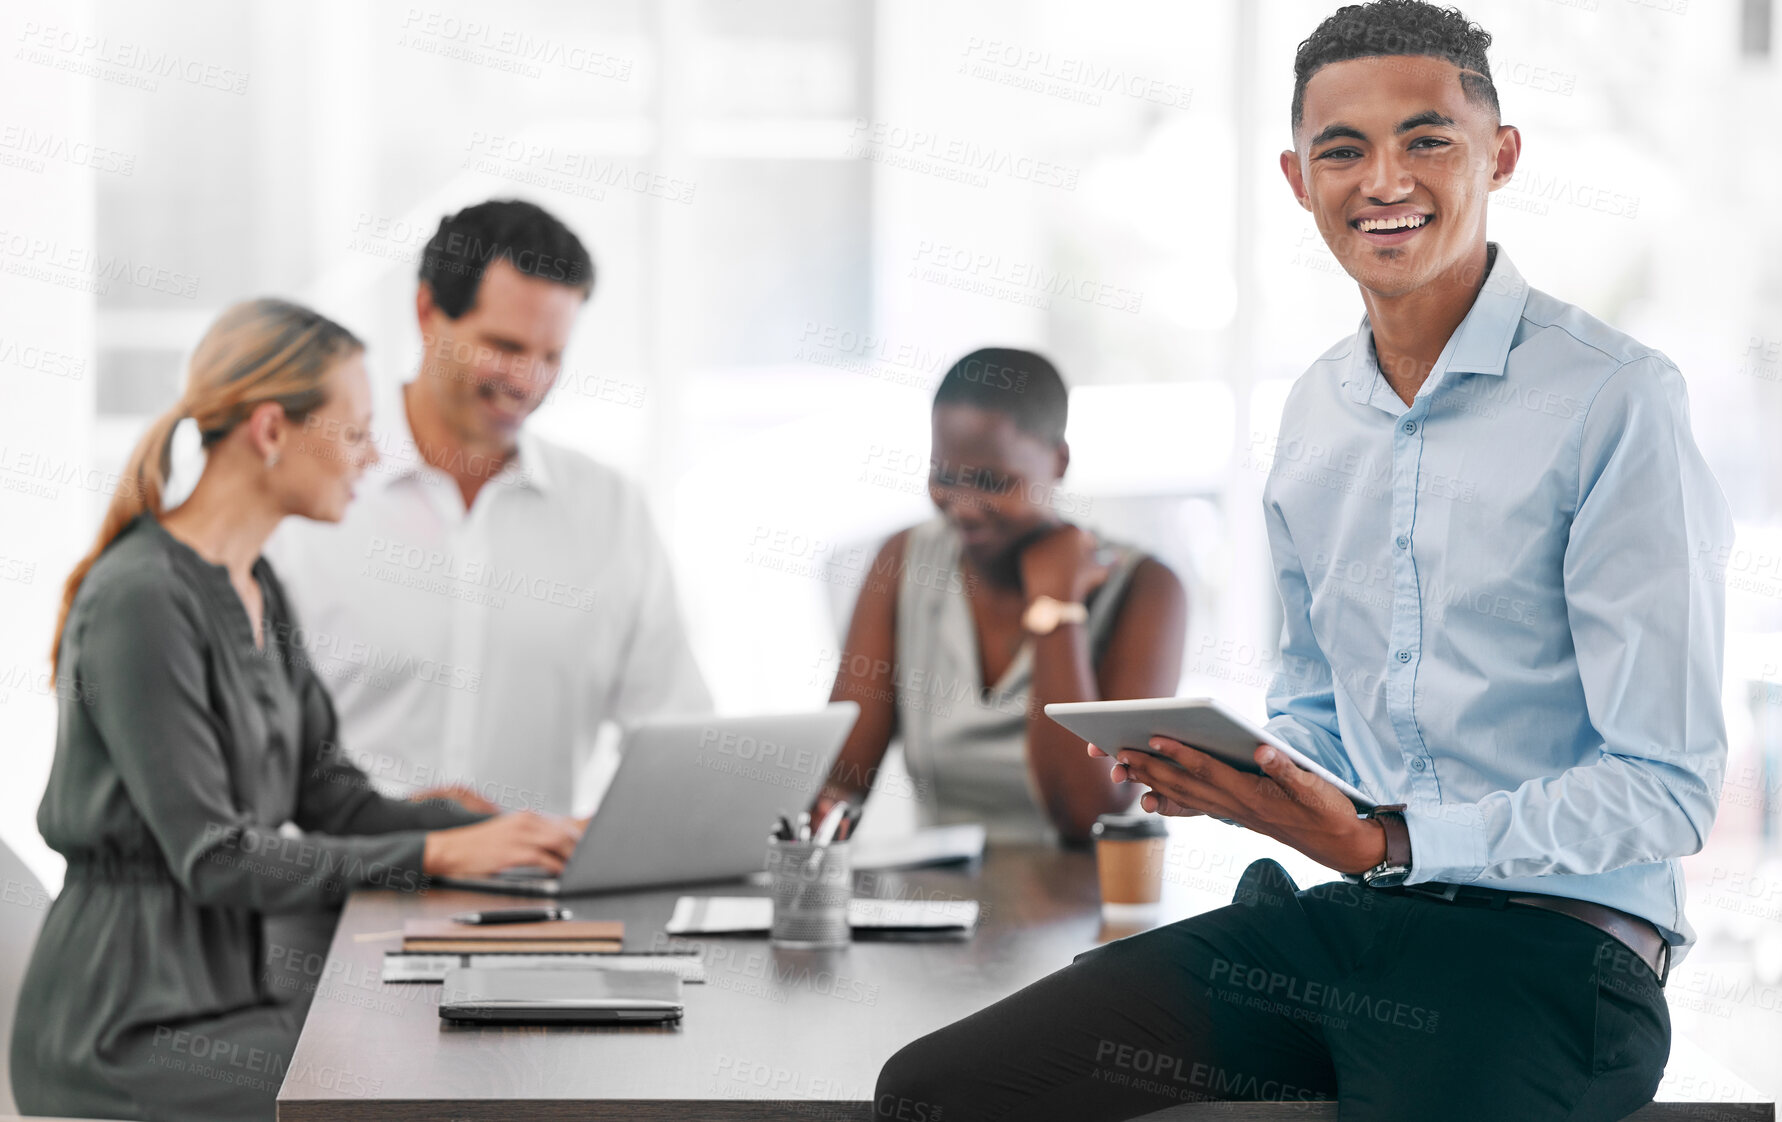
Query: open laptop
[{"left": 440, "top": 702, "right": 859, "bottom": 896}]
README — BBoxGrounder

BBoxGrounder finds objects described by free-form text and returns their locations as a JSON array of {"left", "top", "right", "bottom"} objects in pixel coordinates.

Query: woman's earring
[{"left": 266, "top": 452, "right": 280, "bottom": 469}]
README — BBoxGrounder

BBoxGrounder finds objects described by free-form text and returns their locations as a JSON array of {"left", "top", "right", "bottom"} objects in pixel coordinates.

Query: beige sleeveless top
[{"left": 892, "top": 517, "right": 1146, "bottom": 843}]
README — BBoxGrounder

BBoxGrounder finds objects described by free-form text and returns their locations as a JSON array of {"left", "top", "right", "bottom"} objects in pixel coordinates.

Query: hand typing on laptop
[
  {"left": 408, "top": 784, "right": 502, "bottom": 815},
  {"left": 423, "top": 812, "right": 584, "bottom": 877}
]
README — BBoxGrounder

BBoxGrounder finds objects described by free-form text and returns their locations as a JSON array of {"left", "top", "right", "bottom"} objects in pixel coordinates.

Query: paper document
[{"left": 666, "top": 895, "right": 979, "bottom": 936}]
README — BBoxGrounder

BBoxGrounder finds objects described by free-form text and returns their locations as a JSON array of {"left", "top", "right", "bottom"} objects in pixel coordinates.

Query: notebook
[
  {"left": 850, "top": 824, "right": 987, "bottom": 871},
  {"left": 402, "top": 918, "right": 623, "bottom": 953}
]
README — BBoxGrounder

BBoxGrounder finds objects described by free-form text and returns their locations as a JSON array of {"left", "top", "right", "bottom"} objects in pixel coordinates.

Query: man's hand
[
  {"left": 1087, "top": 739, "right": 1386, "bottom": 875},
  {"left": 1018, "top": 523, "right": 1111, "bottom": 604}
]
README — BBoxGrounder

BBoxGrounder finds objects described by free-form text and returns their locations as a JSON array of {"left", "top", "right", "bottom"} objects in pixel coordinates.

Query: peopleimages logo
[
  {"left": 398, "top": 9, "right": 633, "bottom": 81},
  {"left": 957, "top": 37, "right": 1194, "bottom": 110},
  {"left": 1209, "top": 958, "right": 1440, "bottom": 1033},
  {"left": 697, "top": 726, "right": 827, "bottom": 776},
  {"left": 462, "top": 133, "right": 696, "bottom": 205},
  {"left": 361, "top": 536, "right": 597, "bottom": 613},
  {"left": 909, "top": 240, "right": 1144, "bottom": 314},
  {"left": 0, "top": 230, "right": 199, "bottom": 299},
  {"left": 0, "top": 125, "right": 136, "bottom": 175},
  {"left": 847, "top": 118, "right": 1080, "bottom": 191},
  {"left": 195, "top": 823, "right": 424, "bottom": 894},
  {"left": 1092, "top": 1041, "right": 1326, "bottom": 1103},
  {"left": 15, "top": 22, "right": 250, "bottom": 94}
]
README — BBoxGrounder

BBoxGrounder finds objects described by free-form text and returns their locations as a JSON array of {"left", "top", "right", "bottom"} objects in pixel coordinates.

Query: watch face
[{"left": 1363, "top": 865, "right": 1410, "bottom": 889}]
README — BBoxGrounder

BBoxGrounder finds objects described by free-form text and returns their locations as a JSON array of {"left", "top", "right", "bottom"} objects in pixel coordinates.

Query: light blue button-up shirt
[{"left": 1262, "top": 243, "right": 1732, "bottom": 955}]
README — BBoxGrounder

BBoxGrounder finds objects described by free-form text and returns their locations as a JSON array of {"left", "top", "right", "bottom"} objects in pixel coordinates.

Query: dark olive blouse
[{"left": 11, "top": 513, "right": 484, "bottom": 1122}]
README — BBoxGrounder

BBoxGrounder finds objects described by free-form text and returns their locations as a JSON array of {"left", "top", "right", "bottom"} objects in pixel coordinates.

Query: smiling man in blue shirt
[{"left": 874, "top": 2, "right": 1732, "bottom": 1119}]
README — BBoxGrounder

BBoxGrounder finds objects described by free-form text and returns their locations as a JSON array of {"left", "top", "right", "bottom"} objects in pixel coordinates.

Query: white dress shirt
[{"left": 265, "top": 392, "right": 711, "bottom": 815}]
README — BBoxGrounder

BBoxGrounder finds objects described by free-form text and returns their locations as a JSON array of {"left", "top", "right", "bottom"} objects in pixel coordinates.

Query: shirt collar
[
  {"left": 1344, "top": 242, "right": 1532, "bottom": 404},
  {"left": 364, "top": 383, "right": 553, "bottom": 494},
  {"left": 1442, "top": 242, "right": 1531, "bottom": 377}
]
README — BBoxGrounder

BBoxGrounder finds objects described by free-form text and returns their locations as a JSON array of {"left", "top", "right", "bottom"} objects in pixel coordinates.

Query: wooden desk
[
  {"left": 279, "top": 844, "right": 1118, "bottom": 1120},
  {"left": 277, "top": 844, "right": 1775, "bottom": 1121}
]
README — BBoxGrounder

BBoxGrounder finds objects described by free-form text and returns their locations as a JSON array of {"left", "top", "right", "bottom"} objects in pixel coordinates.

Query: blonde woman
[{"left": 12, "top": 298, "right": 581, "bottom": 1122}]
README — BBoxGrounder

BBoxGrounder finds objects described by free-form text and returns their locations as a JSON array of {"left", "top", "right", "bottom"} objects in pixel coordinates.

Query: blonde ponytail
[{"left": 50, "top": 298, "right": 362, "bottom": 672}]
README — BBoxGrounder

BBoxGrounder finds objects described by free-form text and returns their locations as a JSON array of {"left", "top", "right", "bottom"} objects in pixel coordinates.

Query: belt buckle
[
  {"left": 1656, "top": 940, "right": 1670, "bottom": 988},
  {"left": 1405, "top": 882, "right": 1460, "bottom": 903}
]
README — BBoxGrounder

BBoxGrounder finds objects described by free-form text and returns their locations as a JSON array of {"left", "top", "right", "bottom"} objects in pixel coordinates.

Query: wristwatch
[
  {"left": 1022, "top": 595, "right": 1088, "bottom": 636},
  {"left": 1348, "top": 803, "right": 1411, "bottom": 888}
]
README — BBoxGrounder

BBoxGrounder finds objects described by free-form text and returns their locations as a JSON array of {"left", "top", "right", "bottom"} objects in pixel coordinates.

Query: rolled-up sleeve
[{"left": 1406, "top": 356, "right": 1732, "bottom": 883}]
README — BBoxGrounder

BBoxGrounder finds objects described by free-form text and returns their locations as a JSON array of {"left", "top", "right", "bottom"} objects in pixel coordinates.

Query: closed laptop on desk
[{"left": 438, "top": 968, "right": 683, "bottom": 1024}]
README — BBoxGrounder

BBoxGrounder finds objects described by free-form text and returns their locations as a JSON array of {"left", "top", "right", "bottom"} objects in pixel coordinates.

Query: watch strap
[
  {"left": 1023, "top": 595, "right": 1088, "bottom": 636},
  {"left": 1349, "top": 803, "right": 1411, "bottom": 887},
  {"left": 1370, "top": 803, "right": 1411, "bottom": 870}
]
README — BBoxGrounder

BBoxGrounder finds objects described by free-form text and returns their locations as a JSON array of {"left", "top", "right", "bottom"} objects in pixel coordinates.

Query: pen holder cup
[{"left": 764, "top": 838, "right": 852, "bottom": 949}]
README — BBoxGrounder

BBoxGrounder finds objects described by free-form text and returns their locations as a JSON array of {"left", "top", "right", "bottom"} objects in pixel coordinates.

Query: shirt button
[
  {"left": 1402, "top": 420, "right": 1417, "bottom": 435},
  {"left": 1412, "top": 758, "right": 1427, "bottom": 772},
  {"left": 1396, "top": 535, "right": 1410, "bottom": 550},
  {"left": 1396, "top": 649, "right": 1412, "bottom": 663}
]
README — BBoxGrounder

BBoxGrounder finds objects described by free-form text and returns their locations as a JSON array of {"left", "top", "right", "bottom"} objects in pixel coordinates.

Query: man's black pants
[{"left": 875, "top": 860, "right": 1668, "bottom": 1121}]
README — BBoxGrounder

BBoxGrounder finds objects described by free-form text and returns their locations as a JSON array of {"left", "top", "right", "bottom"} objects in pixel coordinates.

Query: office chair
[{"left": 0, "top": 836, "right": 50, "bottom": 1115}]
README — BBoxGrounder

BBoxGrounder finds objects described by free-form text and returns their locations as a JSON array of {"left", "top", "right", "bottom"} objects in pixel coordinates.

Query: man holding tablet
[{"left": 875, "top": 2, "right": 1730, "bottom": 1119}]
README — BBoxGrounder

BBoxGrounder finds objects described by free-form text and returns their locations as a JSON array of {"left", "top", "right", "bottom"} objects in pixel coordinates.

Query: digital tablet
[{"left": 1044, "top": 697, "right": 1376, "bottom": 812}]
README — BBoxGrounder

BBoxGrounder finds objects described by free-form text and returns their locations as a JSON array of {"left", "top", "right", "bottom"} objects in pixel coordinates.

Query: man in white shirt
[{"left": 268, "top": 199, "right": 710, "bottom": 817}]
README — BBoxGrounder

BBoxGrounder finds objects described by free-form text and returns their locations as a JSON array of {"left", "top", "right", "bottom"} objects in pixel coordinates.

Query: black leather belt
[{"left": 1397, "top": 882, "right": 1670, "bottom": 985}]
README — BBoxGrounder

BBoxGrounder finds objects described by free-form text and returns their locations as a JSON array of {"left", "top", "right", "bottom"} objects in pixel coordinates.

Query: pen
[{"left": 450, "top": 906, "right": 573, "bottom": 925}]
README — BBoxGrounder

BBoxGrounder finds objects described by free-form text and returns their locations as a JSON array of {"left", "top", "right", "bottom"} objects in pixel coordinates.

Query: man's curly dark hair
[{"left": 1291, "top": 1, "right": 1499, "bottom": 135}]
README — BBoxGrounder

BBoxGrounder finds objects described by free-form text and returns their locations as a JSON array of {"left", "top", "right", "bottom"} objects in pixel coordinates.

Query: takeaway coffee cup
[{"left": 1092, "top": 812, "right": 1168, "bottom": 918}]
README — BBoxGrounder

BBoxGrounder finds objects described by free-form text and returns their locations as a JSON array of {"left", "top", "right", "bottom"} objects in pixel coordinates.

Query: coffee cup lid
[{"left": 1092, "top": 812, "right": 1168, "bottom": 840}]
